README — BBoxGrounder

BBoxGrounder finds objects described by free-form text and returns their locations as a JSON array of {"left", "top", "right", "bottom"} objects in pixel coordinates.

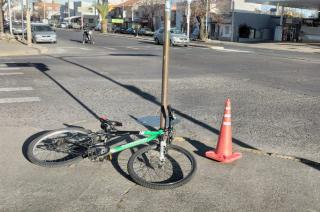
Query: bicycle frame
[{"left": 107, "top": 130, "right": 164, "bottom": 155}]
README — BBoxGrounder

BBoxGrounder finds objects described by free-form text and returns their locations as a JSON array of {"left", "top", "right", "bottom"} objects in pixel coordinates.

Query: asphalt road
[
  {"left": 4, "top": 29, "right": 320, "bottom": 159},
  {"left": 0, "top": 29, "right": 319, "bottom": 211}
]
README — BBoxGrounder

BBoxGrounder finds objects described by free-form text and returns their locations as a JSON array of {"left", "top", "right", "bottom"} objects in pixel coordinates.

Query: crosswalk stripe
[
  {"left": 0, "top": 67, "right": 21, "bottom": 70},
  {"left": 0, "top": 72, "right": 24, "bottom": 76},
  {"left": 103, "top": 47, "right": 116, "bottom": 50},
  {"left": 0, "top": 97, "right": 40, "bottom": 104},
  {"left": 0, "top": 87, "right": 33, "bottom": 92}
]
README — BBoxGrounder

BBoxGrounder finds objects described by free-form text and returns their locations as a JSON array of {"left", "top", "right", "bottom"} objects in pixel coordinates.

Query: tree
[
  {"left": 191, "top": 0, "right": 210, "bottom": 40},
  {"left": 95, "top": 2, "right": 109, "bottom": 33},
  {"left": 191, "top": 0, "right": 231, "bottom": 40},
  {"left": 139, "top": 0, "right": 162, "bottom": 30}
]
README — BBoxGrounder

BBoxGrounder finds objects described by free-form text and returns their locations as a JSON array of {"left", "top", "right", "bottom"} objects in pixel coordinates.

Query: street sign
[{"left": 112, "top": 19, "right": 124, "bottom": 24}]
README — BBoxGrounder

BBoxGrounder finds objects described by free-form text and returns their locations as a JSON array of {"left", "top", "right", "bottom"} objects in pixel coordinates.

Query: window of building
[{"left": 224, "top": 25, "right": 230, "bottom": 35}]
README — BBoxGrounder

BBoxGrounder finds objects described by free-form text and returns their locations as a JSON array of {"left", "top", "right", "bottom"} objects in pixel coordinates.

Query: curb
[{"left": 175, "top": 136, "right": 320, "bottom": 166}]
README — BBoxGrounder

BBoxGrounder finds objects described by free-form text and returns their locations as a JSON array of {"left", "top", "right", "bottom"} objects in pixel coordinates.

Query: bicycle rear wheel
[
  {"left": 27, "top": 127, "right": 91, "bottom": 167},
  {"left": 127, "top": 144, "right": 197, "bottom": 190}
]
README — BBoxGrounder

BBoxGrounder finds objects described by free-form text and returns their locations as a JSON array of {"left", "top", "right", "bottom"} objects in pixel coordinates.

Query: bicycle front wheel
[
  {"left": 127, "top": 144, "right": 197, "bottom": 190},
  {"left": 27, "top": 127, "right": 91, "bottom": 167}
]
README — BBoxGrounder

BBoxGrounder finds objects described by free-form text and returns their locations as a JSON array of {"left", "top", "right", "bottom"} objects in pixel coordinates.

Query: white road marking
[
  {"left": 126, "top": 47, "right": 140, "bottom": 50},
  {"left": 79, "top": 48, "right": 90, "bottom": 51},
  {"left": 0, "top": 97, "right": 40, "bottom": 104},
  {"left": 209, "top": 46, "right": 225, "bottom": 50},
  {"left": 209, "top": 46, "right": 252, "bottom": 53},
  {"left": 0, "top": 87, "right": 33, "bottom": 92},
  {"left": 0, "top": 72, "right": 24, "bottom": 76},
  {"left": 220, "top": 49, "right": 252, "bottom": 53},
  {"left": 103, "top": 47, "right": 116, "bottom": 50},
  {"left": 0, "top": 64, "right": 8, "bottom": 67},
  {"left": 0, "top": 67, "right": 21, "bottom": 70}
]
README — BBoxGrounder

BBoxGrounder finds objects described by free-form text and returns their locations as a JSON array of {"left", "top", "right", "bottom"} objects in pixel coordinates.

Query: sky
[{"left": 261, "top": 5, "right": 318, "bottom": 18}]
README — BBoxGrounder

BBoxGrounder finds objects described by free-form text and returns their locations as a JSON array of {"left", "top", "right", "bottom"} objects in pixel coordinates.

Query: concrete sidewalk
[
  {"left": 0, "top": 124, "right": 319, "bottom": 212},
  {"left": 194, "top": 39, "right": 320, "bottom": 54},
  {"left": 0, "top": 39, "right": 47, "bottom": 57}
]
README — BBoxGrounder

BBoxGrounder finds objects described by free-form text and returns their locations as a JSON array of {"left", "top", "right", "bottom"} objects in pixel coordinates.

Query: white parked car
[
  {"left": 31, "top": 23, "right": 57, "bottom": 44},
  {"left": 154, "top": 28, "right": 189, "bottom": 47}
]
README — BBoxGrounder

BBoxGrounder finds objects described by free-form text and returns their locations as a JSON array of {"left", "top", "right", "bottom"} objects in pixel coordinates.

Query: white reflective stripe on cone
[
  {"left": 223, "top": 122, "right": 231, "bottom": 126},
  {"left": 224, "top": 114, "right": 231, "bottom": 118},
  {"left": 225, "top": 107, "right": 231, "bottom": 110}
]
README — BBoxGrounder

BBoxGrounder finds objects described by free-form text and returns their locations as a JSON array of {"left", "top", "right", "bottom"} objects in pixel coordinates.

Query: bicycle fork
[{"left": 159, "top": 139, "right": 166, "bottom": 162}]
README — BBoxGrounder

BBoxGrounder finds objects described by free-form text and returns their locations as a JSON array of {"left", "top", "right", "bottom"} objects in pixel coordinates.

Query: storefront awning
[{"left": 245, "top": 0, "right": 320, "bottom": 10}]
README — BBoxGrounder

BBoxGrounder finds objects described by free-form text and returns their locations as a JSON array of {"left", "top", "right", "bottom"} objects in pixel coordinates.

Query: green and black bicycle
[{"left": 26, "top": 105, "right": 197, "bottom": 189}]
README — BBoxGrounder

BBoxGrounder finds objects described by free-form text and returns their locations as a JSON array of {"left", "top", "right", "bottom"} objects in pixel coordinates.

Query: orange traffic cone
[{"left": 205, "top": 99, "right": 242, "bottom": 163}]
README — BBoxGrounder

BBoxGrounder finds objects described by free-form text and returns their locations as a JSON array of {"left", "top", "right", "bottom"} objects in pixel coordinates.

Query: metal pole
[
  {"left": 8, "top": 0, "right": 13, "bottom": 35},
  {"left": 26, "top": 0, "right": 32, "bottom": 45},
  {"left": 131, "top": 6, "right": 133, "bottom": 23},
  {"left": 187, "top": 0, "right": 191, "bottom": 38},
  {"left": 21, "top": 0, "right": 24, "bottom": 40},
  {"left": 68, "top": 0, "right": 70, "bottom": 24},
  {"left": 279, "top": 6, "right": 284, "bottom": 41},
  {"left": 122, "top": 0, "right": 124, "bottom": 19},
  {"left": 231, "top": 0, "right": 234, "bottom": 42},
  {"left": 160, "top": 0, "right": 171, "bottom": 129}
]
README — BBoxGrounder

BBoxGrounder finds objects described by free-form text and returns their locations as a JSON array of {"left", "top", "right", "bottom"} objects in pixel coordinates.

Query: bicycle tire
[
  {"left": 27, "top": 127, "right": 91, "bottom": 168},
  {"left": 127, "top": 144, "right": 197, "bottom": 190}
]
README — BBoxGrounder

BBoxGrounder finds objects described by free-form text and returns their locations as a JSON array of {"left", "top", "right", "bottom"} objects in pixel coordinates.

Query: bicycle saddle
[{"left": 99, "top": 116, "right": 123, "bottom": 127}]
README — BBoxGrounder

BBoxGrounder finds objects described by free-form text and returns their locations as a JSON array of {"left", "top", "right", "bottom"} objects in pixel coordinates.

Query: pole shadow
[
  {"left": 4, "top": 62, "right": 100, "bottom": 120},
  {"left": 183, "top": 137, "right": 212, "bottom": 158},
  {"left": 50, "top": 56, "right": 257, "bottom": 151}
]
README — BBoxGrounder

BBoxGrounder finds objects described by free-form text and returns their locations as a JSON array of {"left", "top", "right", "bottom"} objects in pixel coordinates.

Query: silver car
[
  {"left": 12, "top": 23, "right": 27, "bottom": 35},
  {"left": 154, "top": 28, "right": 189, "bottom": 46},
  {"left": 32, "top": 24, "right": 57, "bottom": 44}
]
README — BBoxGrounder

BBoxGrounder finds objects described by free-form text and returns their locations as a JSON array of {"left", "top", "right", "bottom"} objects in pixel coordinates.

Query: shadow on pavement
[
  {"left": 137, "top": 40, "right": 157, "bottom": 45},
  {"left": 4, "top": 62, "right": 100, "bottom": 120},
  {"left": 70, "top": 39, "right": 83, "bottom": 43},
  {"left": 298, "top": 158, "right": 320, "bottom": 171},
  {"left": 9, "top": 61, "right": 320, "bottom": 172},
  {"left": 128, "top": 115, "right": 157, "bottom": 131},
  {"left": 52, "top": 56, "right": 257, "bottom": 151},
  {"left": 183, "top": 137, "right": 212, "bottom": 158}
]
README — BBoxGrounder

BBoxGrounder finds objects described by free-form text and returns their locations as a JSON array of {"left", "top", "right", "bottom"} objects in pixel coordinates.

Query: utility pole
[
  {"left": 159, "top": 0, "right": 171, "bottom": 129},
  {"left": 186, "top": 0, "right": 191, "bottom": 38},
  {"left": 21, "top": 0, "right": 24, "bottom": 39},
  {"left": 26, "top": 0, "right": 31, "bottom": 45},
  {"left": 8, "top": 0, "right": 13, "bottom": 35}
]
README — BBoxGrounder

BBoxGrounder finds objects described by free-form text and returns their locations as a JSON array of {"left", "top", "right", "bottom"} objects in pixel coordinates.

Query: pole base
[{"left": 205, "top": 150, "right": 242, "bottom": 163}]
